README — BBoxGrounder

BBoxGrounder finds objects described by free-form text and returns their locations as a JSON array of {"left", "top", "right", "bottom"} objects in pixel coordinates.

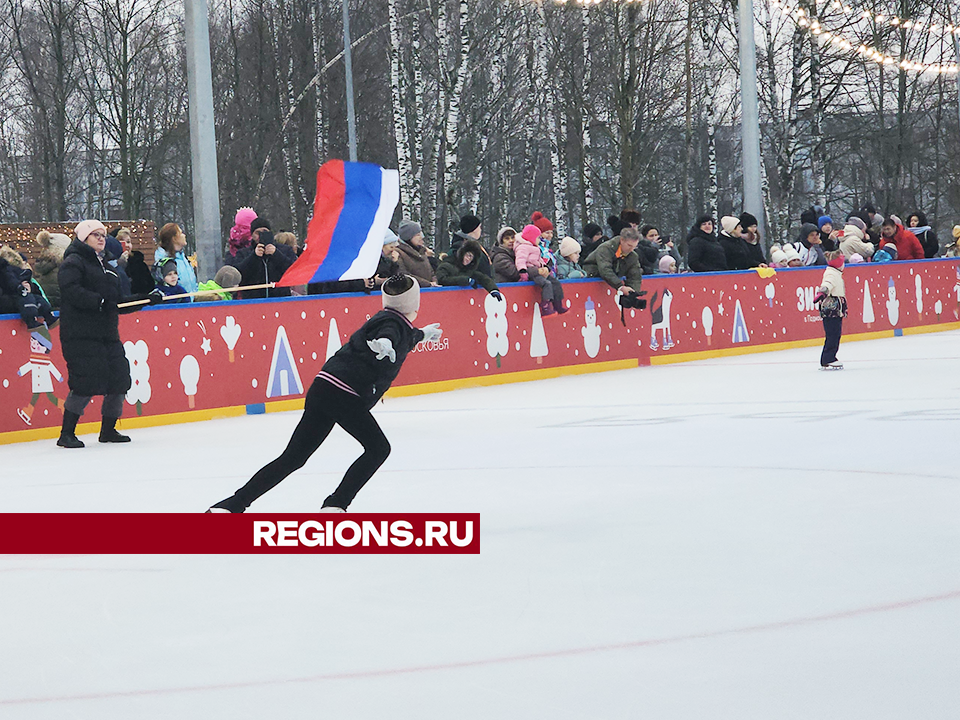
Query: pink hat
[
  {"left": 74, "top": 219, "right": 106, "bottom": 243},
  {"left": 520, "top": 225, "right": 541, "bottom": 244},
  {"left": 849, "top": 253, "right": 864, "bottom": 264},
  {"left": 234, "top": 207, "right": 257, "bottom": 226},
  {"left": 658, "top": 255, "right": 677, "bottom": 273}
]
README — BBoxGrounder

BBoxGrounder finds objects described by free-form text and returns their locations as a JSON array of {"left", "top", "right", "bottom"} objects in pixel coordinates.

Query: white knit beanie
[
  {"left": 720, "top": 216, "right": 740, "bottom": 235},
  {"left": 381, "top": 274, "right": 420, "bottom": 315},
  {"left": 559, "top": 237, "right": 581, "bottom": 258}
]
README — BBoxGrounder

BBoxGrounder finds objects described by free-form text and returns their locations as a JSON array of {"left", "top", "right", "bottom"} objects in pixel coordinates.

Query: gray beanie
[
  {"left": 214, "top": 265, "right": 241, "bottom": 289},
  {"left": 398, "top": 220, "right": 422, "bottom": 243}
]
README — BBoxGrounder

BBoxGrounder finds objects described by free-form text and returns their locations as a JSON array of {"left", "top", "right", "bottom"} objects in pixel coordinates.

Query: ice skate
[
  {"left": 319, "top": 506, "right": 346, "bottom": 513},
  {"left": 820, "top": 361, "right": 844, "bottom": 370}
]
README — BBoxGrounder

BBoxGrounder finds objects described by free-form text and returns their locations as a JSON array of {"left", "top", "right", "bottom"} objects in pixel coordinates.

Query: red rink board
[
  {"left": 1, "top": 260, "right": 958, "bottom": 438},
  {"left": 0, "top": 514, "right": 481, "bottom": 554}
]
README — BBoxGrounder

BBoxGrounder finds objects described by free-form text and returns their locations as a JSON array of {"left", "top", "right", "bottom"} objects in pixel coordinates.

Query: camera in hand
[{"left": 619, "top": 290, "right": 647, "bottom": 310}]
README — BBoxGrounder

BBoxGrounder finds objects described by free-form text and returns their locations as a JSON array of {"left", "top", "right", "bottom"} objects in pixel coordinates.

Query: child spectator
[
  {"left": 156, "top": 258, "right": 190, "bottom": 303},
  {"left": 782, "top": 245, "right": 803, "bottom": 267},
  {"left": 274, "top": 231, "right": 301, "bottom": 256},
  {"left": 814, "top": 250, "right": 847, "bottom": 370},
  {"left": 658, "top": 255, "right": 678, "bottom": 274},
  {"left": 0, "top": 245, "right": 57, "bottom": 330},
  {"left": 436, "top": 239, "right": 503, "bottom": 301},
  {"left": 515, "top": 225, "right": 566, "bottom": 316},
  {"left": 873, "top": 243, "right": 897, "bottom": 263},
  {"left": 491, "top": 227, "right": 521, "bottom": 284},
  {"left": 225, "top": 207, "right": 258, "bottom": 266},
  {"left": 768, "top": 245, "right": 787, "bottom": 268},
  {"left": 531, "top": 212, "right": 555, "bottom": 251},
  {"left": 196, "top": 266, "right": 242, "bottom": 302},
  {"left": 849, "top": 253, "right": 865, "bottom": 264},
  {"left": 556, "top": 237, "right": 586, "bottom": 279},
  {"left": 818, "top": 215, "right": 840, "bottom": 251}
]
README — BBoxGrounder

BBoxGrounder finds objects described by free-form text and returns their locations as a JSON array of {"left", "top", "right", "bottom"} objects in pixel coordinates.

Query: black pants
[
  {"left": 65, "top": 391, "right": 125, "bottom": 418},
  {"left": 227, "top": 379, "right": 390, "bottom": 511},
  {"left": 821, "top": 316, "right": 843, "bottom": 365}
]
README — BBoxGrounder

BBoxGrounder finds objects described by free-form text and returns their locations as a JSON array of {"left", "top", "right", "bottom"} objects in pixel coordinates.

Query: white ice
[{"left": 1, "top": 331, "right": 959, "bottom": 719}]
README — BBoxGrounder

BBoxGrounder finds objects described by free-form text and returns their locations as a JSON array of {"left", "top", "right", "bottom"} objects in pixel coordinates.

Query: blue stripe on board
[
  {"left": 894, "top": 328, "right": 903, "bottom": 337},
  {"left": 246, "top": 403, "right": 266, "bottom": 415},
  {"left": 311, "top": 163, "right": 382, "bottom": 282}
]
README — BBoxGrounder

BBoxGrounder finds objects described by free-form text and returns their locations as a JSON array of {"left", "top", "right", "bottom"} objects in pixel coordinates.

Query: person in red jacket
[{"left": 879, "top": 215, "right": 924, "bottom": 260}]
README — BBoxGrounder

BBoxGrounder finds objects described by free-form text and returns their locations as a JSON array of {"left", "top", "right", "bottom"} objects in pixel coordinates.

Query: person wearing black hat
[
  {"left": 207, "top": 274, "right": 442, "bottom": 513},
  {"left": 450, "top": 214, "right": 493, "bottom": 279},
  {"left": 580, "top": 223, "right": 605, "bottom": 264},
  {"left": 738, "top": 212, "right": 766, "bottom": 267},
  {"left": 686, "top": 215, "right": 727, "bottom": 272},
  {"left": 236, "top": 220, "right": 296, "bottom": 299}
]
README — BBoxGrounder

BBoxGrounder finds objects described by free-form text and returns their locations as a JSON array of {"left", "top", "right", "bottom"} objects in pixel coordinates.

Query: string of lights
[{"left": 769, "top": 0, "right": 959, "bottom": 75}]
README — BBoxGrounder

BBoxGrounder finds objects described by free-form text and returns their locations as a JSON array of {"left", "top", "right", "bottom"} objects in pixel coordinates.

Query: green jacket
[{"left": 582, "top": 237, "right": 643, "bottom": 291}]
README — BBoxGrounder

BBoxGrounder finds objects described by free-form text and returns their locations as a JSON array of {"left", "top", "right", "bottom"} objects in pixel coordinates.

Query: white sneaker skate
[{"left": 820, "top": 361, "right": 844, "bottom": 370}]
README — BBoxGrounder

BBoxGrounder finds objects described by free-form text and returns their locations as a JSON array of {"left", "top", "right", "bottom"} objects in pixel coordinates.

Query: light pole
[
  {"left": 184, "top": 0, "right": 222, "bottom": 280},
  {"left": 738, "top": 0, "right": 765, "bottom": 243},
  {"left": 343, "top": 0, "right": 358, "bottom": 162}
]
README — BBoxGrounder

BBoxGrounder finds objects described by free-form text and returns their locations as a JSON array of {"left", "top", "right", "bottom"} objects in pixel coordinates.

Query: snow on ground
[{"left": 1, "top": 331, "right": 959, "bottom": 719}]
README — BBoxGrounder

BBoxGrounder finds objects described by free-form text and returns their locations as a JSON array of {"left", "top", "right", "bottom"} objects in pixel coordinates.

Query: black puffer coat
[
  {"left": 58, "top": 239, "right": 144, "bottom": 396},
  {"left": 687, "top": 228, "right": 728, "bottom": 272}
]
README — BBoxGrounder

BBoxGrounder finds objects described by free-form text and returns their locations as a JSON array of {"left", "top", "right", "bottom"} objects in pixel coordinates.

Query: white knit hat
[
  {"left": 559, "top": 237, "right": 581, "bottom": 258},
  {"left": 770, "top": 246, "right": 787, "bottom": 265},
  {"left": 782, "top": 245, "right": 802, "bottom": 264},
  {"left": 720, "top": 216, "right": 741, "bottom": 235},
  {"left": 381, "top": 274, "right": 420, "bottom": 315}
]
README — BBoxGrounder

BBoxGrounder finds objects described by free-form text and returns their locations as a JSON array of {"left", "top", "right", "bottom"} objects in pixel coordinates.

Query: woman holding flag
[{"left": 207, "top": 273, "right": 441, "bottom": 512}]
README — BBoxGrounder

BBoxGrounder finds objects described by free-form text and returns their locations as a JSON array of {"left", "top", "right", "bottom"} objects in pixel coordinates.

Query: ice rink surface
[{"left": 2, "top": 331, "right": 959, "bottom": 719}]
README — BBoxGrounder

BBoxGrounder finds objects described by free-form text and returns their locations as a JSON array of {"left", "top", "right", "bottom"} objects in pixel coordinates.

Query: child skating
[
  {"left": 207, "top": 274, "right": 440, "bottom": 512},
  {"left": 814, "top": 250, "right": 847, "bottom": 370}
]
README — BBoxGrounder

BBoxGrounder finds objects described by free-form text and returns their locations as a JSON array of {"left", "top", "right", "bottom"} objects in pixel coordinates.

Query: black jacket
[
  {"left": 687, "top": 229, "right": 728, "bottom": 272},
  {"left": 635, "top": 239, "right": 660, "bottom": 275},
  {"left": 57, "top": 239, "right": 146, "bottom": 396},
  {"left": 321, "top": 308, "right": 424, "bottom": 410},
  {"left": 236, "top": 244, "right": 296, "bottom": 298},
  {"left": 436, "top": 239, "right": 499, "bottom": 293},
  {"left": 718, "top": 232, "right": 752, "bottom": 271},
  {"left": 450, "top": 231, "right": 493, "bottom": 279}
]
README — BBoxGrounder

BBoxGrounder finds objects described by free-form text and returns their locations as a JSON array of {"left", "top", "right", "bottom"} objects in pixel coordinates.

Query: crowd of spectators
[{"left": 2, "top": 202, "right": 959, "bottom": 331}]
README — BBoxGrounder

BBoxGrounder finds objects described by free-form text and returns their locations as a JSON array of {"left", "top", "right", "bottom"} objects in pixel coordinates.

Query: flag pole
[{"left": 116, "top": 283, "right": 277, "bottom": 308}]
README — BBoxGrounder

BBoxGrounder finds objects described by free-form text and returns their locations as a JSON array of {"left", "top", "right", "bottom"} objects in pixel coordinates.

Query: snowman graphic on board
[
  {"left": 581, "top": 297, "right": 601, "bottom": 358},
  {"left": 886, "top": 278, "right": 900, "bottom": 326}
]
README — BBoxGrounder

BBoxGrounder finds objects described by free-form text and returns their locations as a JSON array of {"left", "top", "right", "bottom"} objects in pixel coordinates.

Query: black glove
[
  {"left": 147, "top": 289, "right": 164, "bottom": 305},
  {"left": 99, "top": 297, "right": 117, "bottom": 312},
  {"left": 490, "top": 290, "right": 503, "bottom": 301}
]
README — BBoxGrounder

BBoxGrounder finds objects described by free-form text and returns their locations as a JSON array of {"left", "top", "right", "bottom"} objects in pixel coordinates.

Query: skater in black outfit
[{"left": 208, "top": 274, "right": 441, "bottom": 512}]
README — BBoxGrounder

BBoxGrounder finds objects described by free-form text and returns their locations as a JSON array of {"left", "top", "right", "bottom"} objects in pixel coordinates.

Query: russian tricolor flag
[{"left": 275, "top": 160, "right": 400, "bottom": 287}]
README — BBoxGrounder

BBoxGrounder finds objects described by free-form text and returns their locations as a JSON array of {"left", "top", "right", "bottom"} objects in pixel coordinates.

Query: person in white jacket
[
  {"left": 839, "top": 224, "right": 875, "bottom": 261},
  {"left": 814, "top": 250, "right": 847, "bottom": 369}
]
